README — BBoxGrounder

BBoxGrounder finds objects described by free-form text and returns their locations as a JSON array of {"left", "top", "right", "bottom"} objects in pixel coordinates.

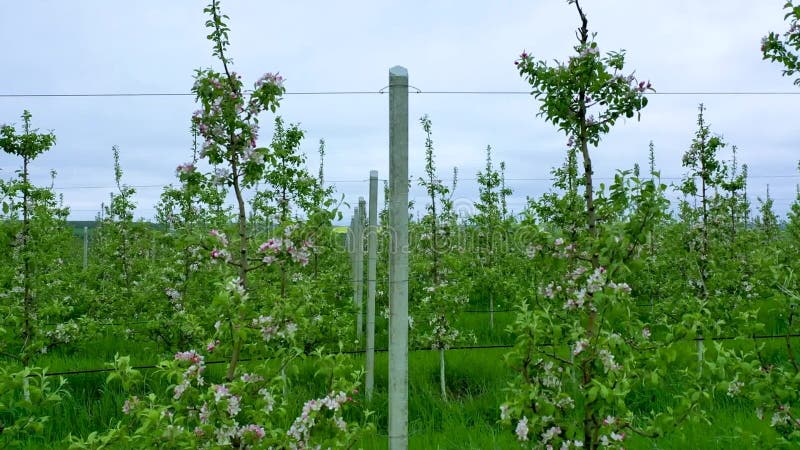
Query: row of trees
[
  {"left": 496, "top": 1, "right": 800, "bottom": 449},
  {"left": 1, "top": 0, "right": 798, "bottom": 448}
]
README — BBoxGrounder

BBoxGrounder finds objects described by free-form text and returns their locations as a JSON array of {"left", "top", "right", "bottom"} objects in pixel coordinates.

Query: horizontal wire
[
  {"left": 0, "top": 91, "right": 383, "bottom": 98},
  {"left": 29, "top": 333, "right": 800, "bottom": 378},
  {"left": 36, "top": 301, "right": 733, "bottom": 327},
  {"left": 417, "top": 90, "right": 800, "bottom": 96},
  {"left": 21, "top": 174, "right": 800, "bottom": 191},
  {"left": 41, "top": 179, "right": 381, "bottom": 190},
  {"left": 36, "top": 344, "right": 512, "bottom": 377},
  {"left": 2, "top": 90, "right": 800, "bottom": 99}
]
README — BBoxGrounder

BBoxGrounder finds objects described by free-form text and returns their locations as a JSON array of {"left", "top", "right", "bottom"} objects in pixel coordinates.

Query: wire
[
  {"left": 43, "top": 179, "right": 382, "bottom": 191},
  {"left": 30, "top": 333, "right": 800, "bottom": 378},
  {"left": 52, "top": 184, "right": 164, "bottom": 190},
  {"left": 417, "top": 90, "right": 800, "bottom": 96},
  {"left": 1, "top": 89, "right": 799, "bottom": 99},
  {"left": 41, "top": 174, "right": 800, "bottom": 191},
  {"left": 37, "top": 344, "right": 513, "bottom": 377},
  {"left": 460, "top": 175, "right": 800, "bottom": 182},
  {"left": 0, "top": 91, "right": 384, "bottom": 98}
]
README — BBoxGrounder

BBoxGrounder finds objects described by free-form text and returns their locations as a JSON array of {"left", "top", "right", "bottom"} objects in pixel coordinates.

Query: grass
[{"left": 6, "top": 312, "right": 796, "bottom": 449}]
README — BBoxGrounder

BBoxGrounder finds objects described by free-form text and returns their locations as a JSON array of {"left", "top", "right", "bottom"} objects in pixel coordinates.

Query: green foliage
[
  {"left": 502, "top": 2, "right": 722, "bottom": 448},
  {"left": 762, "top": 1, "right": 800, "bottom": 85},
  {"left": 61, "top": 1, "right": 366, "bottom": 446},
  {"left": 6, "top": 1, "right": 800, "bottom": 449},
  {"left": 0, "top": 366, "right": 68, "bottom": 448},
  {"left": 468, "top": 145, "right": 516, "bottom": 319},
  {"left": 515, "top": 3, "right": 652, "bottom": 147},
  {"left": 0, "top": 110, "right": 56, "bottom": 161},
  {"left": 0, "top": 110, "right": 77, "bottom": 365},
  {"left": 409, "top": 116, "right": 472, "bottom": 397}
]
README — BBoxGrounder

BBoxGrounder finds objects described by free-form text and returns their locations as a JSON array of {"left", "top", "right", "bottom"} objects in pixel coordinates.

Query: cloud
[{"left": 0, "top": 0, "right": 797, "bottom": 221}]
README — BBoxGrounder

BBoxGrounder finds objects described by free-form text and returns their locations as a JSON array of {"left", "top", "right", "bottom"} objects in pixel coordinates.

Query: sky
[{"left": 0, "top": 0, "right": 797, "bottom": 222}]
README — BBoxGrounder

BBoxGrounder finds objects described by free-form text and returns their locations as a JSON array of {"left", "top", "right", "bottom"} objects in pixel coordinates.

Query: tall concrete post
[
  {"left": 388, "top": 65, "right": 409, "bottom": 450},
  {"left": 350, "top": 210, "right": 358, "bottom": 337},
  {"left": 366, "top": 170, "right": 379, "bottom": 400},
  {"left": 355, "top": 197, "right": 366, "bottom": 342}
]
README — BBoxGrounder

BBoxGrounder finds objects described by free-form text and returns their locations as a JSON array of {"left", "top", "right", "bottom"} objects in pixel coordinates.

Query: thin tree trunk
[
  {"left": 227, "top": 157, "right": 249, "bottom": 381},
  {"left": 574, "top": 5, "right": 598, "bottom": 447},
  {"left": 22, "top": 155, "right": 32, "bottom": 366}
]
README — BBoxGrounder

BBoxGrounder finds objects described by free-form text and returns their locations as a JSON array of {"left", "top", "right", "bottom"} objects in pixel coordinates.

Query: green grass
[{"left": 7, "top": 315, "right": 796, "bottom": 449}]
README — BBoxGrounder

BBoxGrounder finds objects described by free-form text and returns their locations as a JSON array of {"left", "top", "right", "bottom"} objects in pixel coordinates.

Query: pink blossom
[
  {"left": 206, "top": 339, "right": 220, "bottom": 352},
  {"left": 122, "top": 396, "right": 139, "bottom": 414},
  {"left": 227, "top": 394, "right": 241, "bottom": 416},
  {"left": 174, "top": 350, "right": 203, "bottom": 365},
  {"left": 255, "top": 72, "right": 285, "bottom": 89},
  {"left": 541, "top": 426, "right": 561, "bottom": 444},
  {"left": 242, "top": 424, "right": 266, "bottom": 439},
  {"left": 210, "top": 248, "right": 230, "bottom": 261},
  {"left": 210, "top": 229, "right": 229, "bottom": 247},
  {"left": 173, "top": 381, "right": 189, "bottom": 399},
  {"left": 500, "top": 404, "right": 510, "bottom": 421},
  {"left": 287, "top": 391, "right": 352, "bottom": 445},
  {"left": 240, "top": 373, "right": 264, "bottom": 383},
  {"left": 515, "top": 416, "right": 529, "bottom": 441},
  {"left": 213, "top": 384, "right": 230, "bottom": 402},
  {"left": 258, "top": 238, "right": 282, "bottom": 252},
  {"left": 200, "top": 402, "right": 210, "bottom": 424},
  {"left": 573, "top": 339, "right": 589, "bottom": 356},
  {"left": 176, "top": 162, "right": 196, "bottom": 174},
  {"left": 599, "top": 349, "right": 622, "bottom": 372}
]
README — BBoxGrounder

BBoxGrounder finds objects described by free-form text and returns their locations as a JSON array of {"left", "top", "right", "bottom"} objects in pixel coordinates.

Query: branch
[
  {"left": 245, "top": 260, "right": 275, "bottom": 272},
  {"left": 537, "top": 348, "right": 573, "bottom": 366},
  {"left": 573, "top": 0, "right": 589, "bottom": 45},
  {"left": 210, "top": 0, "right": 234, "bottom": 85}
]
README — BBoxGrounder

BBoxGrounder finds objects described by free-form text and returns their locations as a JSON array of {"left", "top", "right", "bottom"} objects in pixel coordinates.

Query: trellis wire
[{"left": 27, "top": 333, "right": 800, "bottom": 378}]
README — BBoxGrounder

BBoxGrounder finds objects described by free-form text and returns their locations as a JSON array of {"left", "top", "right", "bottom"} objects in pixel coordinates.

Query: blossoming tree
[
  {"left": 501, "top": 1, "right": 719, "bottom": 448},
  {"left": 68, "top": 1, "right": 368, "bottom": 447}
]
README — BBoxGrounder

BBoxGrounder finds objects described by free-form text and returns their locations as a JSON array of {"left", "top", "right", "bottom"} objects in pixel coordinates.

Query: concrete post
[
  {"left": 355, "top": 197, "right": 366, "bottom": 342},
  {"left": 350, "top": 210, "right": 358, "bottom": 337},
  {"left": 366, "top": 170, "right": 378, "bottom": 400},
  {"left": 388, "top": 65, "right": 409, "bottom": 450}
]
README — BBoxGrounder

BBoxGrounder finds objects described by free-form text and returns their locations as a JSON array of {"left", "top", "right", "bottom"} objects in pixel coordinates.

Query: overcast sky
[{"left": 0, "top": 0, "right": 797, "bottom": 222}]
